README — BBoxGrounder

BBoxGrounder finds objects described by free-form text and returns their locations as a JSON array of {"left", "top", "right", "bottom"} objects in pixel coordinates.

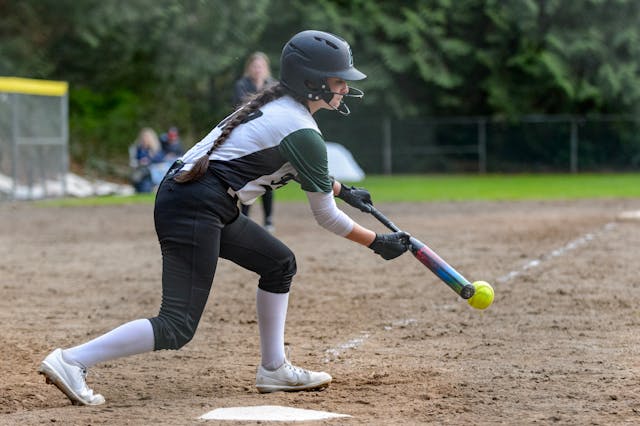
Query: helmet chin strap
[{"left": 320, "top": 86, "right": 364, "bottom": 116}]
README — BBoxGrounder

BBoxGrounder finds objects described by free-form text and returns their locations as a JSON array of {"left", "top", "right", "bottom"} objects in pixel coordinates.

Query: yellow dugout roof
[{"left": 0, "top": 77, "right": 68, "bottom": 96}]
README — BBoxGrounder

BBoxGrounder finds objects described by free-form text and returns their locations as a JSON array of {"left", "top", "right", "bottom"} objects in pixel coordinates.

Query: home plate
[{"left": 199, "top": 405, "right": 351, "bottom": 421}]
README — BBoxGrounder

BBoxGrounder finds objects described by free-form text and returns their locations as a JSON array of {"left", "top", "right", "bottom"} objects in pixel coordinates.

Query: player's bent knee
[
  {"left": 148, "top": 315, "right": 197, "bottom": 350},
  {"left": 258, "top": 250, "right": 297, "bottom": 293}
]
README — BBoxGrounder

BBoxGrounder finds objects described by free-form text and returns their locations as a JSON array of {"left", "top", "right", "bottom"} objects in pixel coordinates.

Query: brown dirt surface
[{"left": 1, "top": 198, "right": 640, "bottom": 425}]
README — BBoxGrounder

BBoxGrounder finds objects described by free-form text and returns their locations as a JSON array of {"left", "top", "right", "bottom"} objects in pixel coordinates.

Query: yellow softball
[{"left": 468, "top": 281, "right": 494, "bottom": 310}]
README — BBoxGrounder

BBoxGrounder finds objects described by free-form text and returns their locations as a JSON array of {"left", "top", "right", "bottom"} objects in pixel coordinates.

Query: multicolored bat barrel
[
  {"left": 409, "top": 237, "right": 476, "bottom": 299},
  {"left": 368, "top": 206, "right": 475, "bottom": 299}
]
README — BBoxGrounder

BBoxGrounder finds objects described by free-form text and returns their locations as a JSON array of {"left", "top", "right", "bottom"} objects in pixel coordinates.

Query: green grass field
[{"left": 36, "top": 173, "right": 640, "bottom": 207}]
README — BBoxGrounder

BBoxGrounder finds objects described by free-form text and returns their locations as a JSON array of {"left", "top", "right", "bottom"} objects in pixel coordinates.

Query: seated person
[
  {"left": 160, "top": 126, "right": 184, "bottom": 161},
  {"left": 130, "top": 128, "right": 166, "bottom": 193}
]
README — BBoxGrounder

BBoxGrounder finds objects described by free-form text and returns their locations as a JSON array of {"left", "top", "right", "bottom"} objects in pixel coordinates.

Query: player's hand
[
  {"left": 368, "top": 231, "right": 410, "bottom": 260},
  {"left": 338, "top": 184, "right": 373, "bottom": 212}
]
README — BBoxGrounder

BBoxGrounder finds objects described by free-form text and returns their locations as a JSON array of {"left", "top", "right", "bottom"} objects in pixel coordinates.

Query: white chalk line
[
  {"left": 323, "top": 318, "right": 417, "bottom": 363},
  {"left": 323, "top": 224, "right": 616, "bottom": 360},
  {"left": 324, "top": 220, "right": 621, "bottom": 361},
  {"left": 496, "top": 221, "right": 617, "bottom": 284},
  {"left": 618, "top": 209, "right": 640, "bottom": 220},
  {"left": 323, "top": 217, "right": 628, "bottom": 363}
]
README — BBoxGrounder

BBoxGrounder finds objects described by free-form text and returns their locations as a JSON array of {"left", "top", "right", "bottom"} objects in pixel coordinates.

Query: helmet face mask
[{"left": 280, "top": 30, "right": 366, "bottom": 113}]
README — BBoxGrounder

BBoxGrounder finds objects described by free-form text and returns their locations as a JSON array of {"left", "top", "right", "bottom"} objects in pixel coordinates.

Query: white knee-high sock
[
  {"left": 256, "top": 288, "right": 288, "bottom": 370},
  {"left": 62, "top": 318, "right": 155, "bottom": 368}
]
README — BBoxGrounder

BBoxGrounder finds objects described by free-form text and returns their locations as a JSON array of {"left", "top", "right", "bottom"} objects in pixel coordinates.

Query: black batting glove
[
  {"left": 368, "top": 231, "right": 411, "bottom": 260},
  {"left": 337, "top": 183, "right": 373, "bottom": 213}
]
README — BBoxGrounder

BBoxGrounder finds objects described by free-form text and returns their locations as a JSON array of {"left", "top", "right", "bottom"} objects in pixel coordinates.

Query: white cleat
[
  {"left": 38, "top": 348, "right": 105, "bottom": 406},
  {"left": 256, "top": 358, "right": 332, "bottom": 393}
]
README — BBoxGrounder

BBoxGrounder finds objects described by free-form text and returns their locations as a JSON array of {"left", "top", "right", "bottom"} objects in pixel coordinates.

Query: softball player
[{"left": 38, "top": 30, "right": 410, "bottom": 406}]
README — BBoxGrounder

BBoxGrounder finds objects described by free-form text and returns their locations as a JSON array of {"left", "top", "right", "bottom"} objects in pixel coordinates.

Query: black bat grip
[{"left": 369, "top": 206, "right": 402, "bottom": 233}]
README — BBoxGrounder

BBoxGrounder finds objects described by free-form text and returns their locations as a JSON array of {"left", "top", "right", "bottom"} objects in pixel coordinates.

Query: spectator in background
[
  {"left": 233, "top": 52, "right": 276, "bottom": 105},
  {"left": 233, "top": 51, "right": 277, "bottom": 232},
  {"left": 160, "top": 126, "right": 184, "bottom": 161},
  {"left": 131, "top": 127, "right": 165, "bottom": 193}
]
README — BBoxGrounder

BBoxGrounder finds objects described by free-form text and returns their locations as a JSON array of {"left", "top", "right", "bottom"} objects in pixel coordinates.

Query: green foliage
[
  {"left": 69, "top": 87, "right": 143, "bottom": 161},
  {"left": 3, "top": 0, "right": 640, "bottom": 175},
  {"left": 483, "top": 0, "right": 640, "bottom": 114}
]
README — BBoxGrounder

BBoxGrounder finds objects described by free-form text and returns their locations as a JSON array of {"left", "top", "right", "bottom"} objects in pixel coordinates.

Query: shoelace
[
  {"left": 284, "top": 362, "right": 307, "bottom": 374},
  {"left": 78, "top": 365, "right": 100, "bottom": 380},
  {"left": 283, "top": 347, "right": 310, "bottom": 376},
  {"left": 77, "top": 362, "right": 100, "bottom": 379},
  {"left": 77, "top": 367, "right": 100, "bottom": 397}
]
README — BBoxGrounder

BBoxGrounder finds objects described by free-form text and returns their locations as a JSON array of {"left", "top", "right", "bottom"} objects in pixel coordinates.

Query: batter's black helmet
[{"left": 280, "top": 30, "right": 366, "bottom": 104}]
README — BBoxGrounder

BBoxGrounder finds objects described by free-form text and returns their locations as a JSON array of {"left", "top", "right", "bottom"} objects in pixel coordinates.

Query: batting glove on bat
[
  {"left": 337, "top": 184, "right": 373, "bottom": 213},
  {"left": 368, "top": 231, "right": 411, "bottom": 260}
]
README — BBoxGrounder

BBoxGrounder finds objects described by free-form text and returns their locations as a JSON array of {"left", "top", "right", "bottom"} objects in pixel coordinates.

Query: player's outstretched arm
[{"left": 329, "top": 181, "right": 409, "bottom": 259}]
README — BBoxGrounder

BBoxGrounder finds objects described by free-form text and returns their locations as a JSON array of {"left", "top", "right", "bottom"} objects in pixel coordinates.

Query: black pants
[{"left": 149, "top": 167, "right": 296, "bottom": 350}]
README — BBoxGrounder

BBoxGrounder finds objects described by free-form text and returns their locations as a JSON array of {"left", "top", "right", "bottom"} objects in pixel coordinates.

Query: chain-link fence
[
  {"left": 318, "top": 113, "right": 640, "bottom": 174},
  {"left": 0, "top": 77, "right": 68, "bottom": 200}
]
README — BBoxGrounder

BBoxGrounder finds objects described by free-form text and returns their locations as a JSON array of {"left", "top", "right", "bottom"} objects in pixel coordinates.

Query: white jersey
[{"left": 180, "top": 96, "right": 330, "bottom": 205}]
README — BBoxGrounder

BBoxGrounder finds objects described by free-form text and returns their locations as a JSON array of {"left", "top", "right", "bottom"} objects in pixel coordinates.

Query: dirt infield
[{"left": 1, "top": 198, "right": 639, "bottom": 425}]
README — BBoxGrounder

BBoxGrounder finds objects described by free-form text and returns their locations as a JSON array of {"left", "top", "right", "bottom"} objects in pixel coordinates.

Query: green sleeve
[{"left": 278, "top": 128, "right": 333, "bottom": 193}]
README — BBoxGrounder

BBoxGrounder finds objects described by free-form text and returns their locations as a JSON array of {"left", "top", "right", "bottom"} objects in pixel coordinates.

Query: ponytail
[{"left": 175, "top": 83, "right": 292, "bottom": 183}]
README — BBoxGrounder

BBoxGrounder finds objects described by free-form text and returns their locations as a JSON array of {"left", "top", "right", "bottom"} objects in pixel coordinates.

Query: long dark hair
[{"left": 175, "top": 83, "right": 303, "bottom": 183}]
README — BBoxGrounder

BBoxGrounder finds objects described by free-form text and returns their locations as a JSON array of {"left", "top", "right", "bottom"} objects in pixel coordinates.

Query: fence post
[
  {"left": 10, "top": 93, "right": 18, "bottom": 199},
  {"left": 382, "top": 116, "right": 392, "bottom": 175},
  {"left": 61, "top": 92, "right": 69, "bottom": 196},
  {"left": 478, "top": 118, "right": 487, "bottom": 174},
  {"left": 570, "top": 119, "right": 578, "bottom": 173}
]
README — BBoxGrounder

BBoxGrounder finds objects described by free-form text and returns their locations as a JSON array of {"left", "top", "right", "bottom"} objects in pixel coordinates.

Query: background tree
[{"left": 2, "top": 0, "right": 640, "bottom": 174}]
